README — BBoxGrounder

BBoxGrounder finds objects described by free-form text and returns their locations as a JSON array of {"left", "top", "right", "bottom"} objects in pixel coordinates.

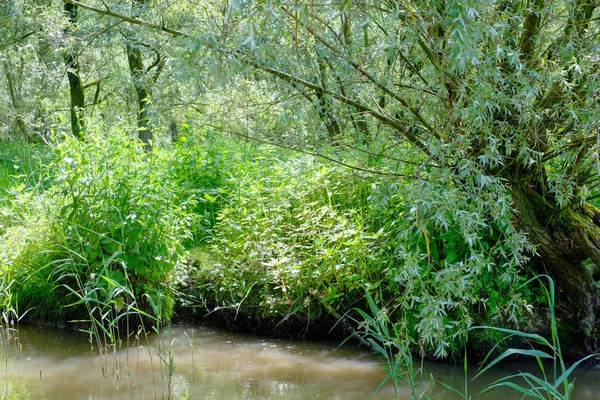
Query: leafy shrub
[
  {"left": 0, "top": 132, "right": 194, "bottom": 320},
  {"left": 165, "top": 129, "right": 247, "bottom": 245},
  {"left": 194, "top": 153, "right": 382, "bottom": 319},
  {"left": 368, "top": 165, "right": 535, "bottom": 357},
  {"left": 192, "top": 141, "right": 536, "bottom": 357},
  {"left": 0, "top": 140, "right": 51, "bottom": 211}
]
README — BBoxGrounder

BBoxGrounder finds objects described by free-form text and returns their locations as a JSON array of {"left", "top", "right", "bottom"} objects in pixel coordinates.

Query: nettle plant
[
  {"left": 4, "top": 131, "right": 194, "bottom": 319},
  {"left": 51, "top": 133, "right": 194, "bottom": 314},
  {"left": 200, "top": 155, "right": 379, "bottom": 318}
]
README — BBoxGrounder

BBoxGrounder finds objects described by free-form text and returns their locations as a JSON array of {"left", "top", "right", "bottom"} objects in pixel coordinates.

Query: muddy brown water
[{"left": 1, "top": 325, "right": 600, "bottom": 399}]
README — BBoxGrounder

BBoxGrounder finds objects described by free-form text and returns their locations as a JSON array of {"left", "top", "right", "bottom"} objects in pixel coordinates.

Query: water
[{"left": 1, "top": 324, "right": 600, "bottom": 399}]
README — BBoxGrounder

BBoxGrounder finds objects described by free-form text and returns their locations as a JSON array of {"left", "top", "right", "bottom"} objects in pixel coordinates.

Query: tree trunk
[
  {"left": 63, "top": 2, "right": 85, "bottom": 139},
  {"left": 510, "top": 180, "right": 600, "bottom": 354},
  {"left": 126, "top": 40, "right": 153, "bottom": 151},
  {"left": 125, "top": 0, "right": 164, "bottom": 151},
  {"left": 3, "top": 57, "right": 27, "bottom": 137},
  {"left": 314, "top": 90, "right": 341, "bottom": 139},
  {"left": 169, "top": 121, "right": 178, "bottom": 143}
]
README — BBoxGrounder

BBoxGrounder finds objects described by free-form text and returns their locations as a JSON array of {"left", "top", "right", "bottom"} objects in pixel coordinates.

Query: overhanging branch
[
  {"left": 205, "top": 123, "right": 417, "bottom": 178},
  {"left": 241, "top": 55, "right": 431, "bottom": 156},
  {"left": 280, "top": 6, "right": 438, "bottom": 138},
  {"left": 62, "top": 0, "right": 186, "bottom": 37}
]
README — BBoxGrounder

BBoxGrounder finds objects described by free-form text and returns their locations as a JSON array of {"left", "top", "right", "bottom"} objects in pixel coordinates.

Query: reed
[
  {"left": 154, "top": 327, "right": 176, "bottom": 400},
  {"left": 472, "top": 275, "right": 594, "bottom": 400},
  {"left": 44, "top": 224, "right": 179, "bottom": 400},
  {"left": 352, "top": 290, "right": 431, "bottom": 400},
  {"left": 185, "top": 329, "right": 195, "bottom": 382},
  {"left": 0, "top": 277, "right": 22, "bottom": 367}
]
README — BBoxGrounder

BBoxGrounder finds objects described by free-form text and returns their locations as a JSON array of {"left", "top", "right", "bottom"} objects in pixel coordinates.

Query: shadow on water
[{"left": 2, "top": 325, "right": 600, "bottom": 400}]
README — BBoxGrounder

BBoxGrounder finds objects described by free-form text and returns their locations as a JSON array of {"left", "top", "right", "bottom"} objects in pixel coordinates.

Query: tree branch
[
  {"left": 241, "top": 54, "right": 431, "bottom": 156},
  {"left": 280, "top": 6, "right": 438, "bottom": 139},
  {"left": 82, "top": 78, "right": 104, "bottom": 89},
  {"left": 62, "top": 0, "right": 185, "bottom": 37},
  {"left": 519, "top": 0, "right": 544, "bottom": 62}
]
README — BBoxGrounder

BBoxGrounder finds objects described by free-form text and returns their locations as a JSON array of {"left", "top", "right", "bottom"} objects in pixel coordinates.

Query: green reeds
[
  {"left": 0, "top": 277, "right": 22, "bottom": 366},
  {"left": 473, "top": 275, "right": 594, "bottom": 400},
  {"left": 48, "top": 232, "right": 172, "bottom": 399},
  {"left": 352, "top": 290, "right": 431, "bottom": 400},
  {"left": 184, "top": 329, "right": 195, "bottom": 382},
  {"left": 360, "top": 275, "right": 593, "bottom": 400},
  {"left": 154, "top": 329, "right": 176, "bottom": 400}
]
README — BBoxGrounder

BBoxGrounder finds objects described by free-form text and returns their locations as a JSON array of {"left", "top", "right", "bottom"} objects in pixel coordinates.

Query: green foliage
[
  {"left": 4, "top": 0, "right": 597, "bottom": 365},
  {"left": 205, "top": 0, "right": 600, "bottom": 354},
  {"left": 194, "top": 151, "right": 380, "bottom": 319},
  {"left": 166, "top": 129, "right": 246, "bottom": 245},
  {"left": 0, "top": 132, "right": 193, "bottom": 320},
  {"left": 358, "top": 276, "right": 590, "bottom": 400},
  {"left": 0, "top": 140, "right": 50, "bottom": 209},
  {"left": 53, "top": 133, "right": 191, "bottom": 286},
  {"left": 192, "top": 136, "right": 536, "bottom": 355},
  {"left": 369, "top": 166, "right": 535, "bottom": 357},
  {"left": 0, "top": 130, "right": 542, "bottom": 358},
  {"left": 474, "top": 276, "right": 594, "bottom": 400}
]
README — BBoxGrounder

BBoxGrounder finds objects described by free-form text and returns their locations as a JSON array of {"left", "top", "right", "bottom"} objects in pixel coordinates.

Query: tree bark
[
  {"left": 510, "top": 179, "right": 600, "bottom": 354},
  {"left": 169, "top": 121, "right": 178, "bottom": 143},
  {"left": 314, "top": 89, "right": 341, "bottom": 139},
  {"left": 3, "top": 57, "right": 27, "bottom": 137},
  {"left": 126, "top": 39, "right": 153, "bottom": 150},
  {"left": 63, "top": 2, "right": 85, "bottom": 139},
  {"left": 125, "top": 0, "right": 164, "bottom": 151}
]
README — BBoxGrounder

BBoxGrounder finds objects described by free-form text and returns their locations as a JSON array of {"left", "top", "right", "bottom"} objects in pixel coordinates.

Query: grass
[
  {"left": 0, "top": 278, "right": 20, "bottom": 367},
  {"left": 357, "top": 276, "right": 593, "bottom": 400},
  {"left": 351, "top": 289, "right": 431, "bottom": 400},
  {"left": 472, "top": 275, "right": 595, "bottom": 399}
]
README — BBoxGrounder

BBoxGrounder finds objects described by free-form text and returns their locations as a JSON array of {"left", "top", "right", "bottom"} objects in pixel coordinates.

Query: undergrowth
[
  {"left": 0, "top": 132, "right": 193, "bottom": 321},
  {"left": 0, "top": 128, "right": 540, "bottom": 358},
  {"left": 188, "top": 131, "right": 537, "bottom": 357}
]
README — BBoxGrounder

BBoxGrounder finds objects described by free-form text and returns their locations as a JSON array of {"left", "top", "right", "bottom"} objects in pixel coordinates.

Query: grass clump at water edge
[{"left": 355, "top": 276, "right": 594, "bottom": 400}]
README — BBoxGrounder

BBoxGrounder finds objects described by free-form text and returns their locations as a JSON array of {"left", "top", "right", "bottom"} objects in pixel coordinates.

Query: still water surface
[{"left": 2, "top": 325, "right": 600, "bottom": 399}]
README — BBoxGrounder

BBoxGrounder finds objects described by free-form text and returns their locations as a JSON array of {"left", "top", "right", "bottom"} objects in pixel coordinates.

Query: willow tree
[
  {"left": 220, "top": 0, "right": 600, "bottom": 350},
  {"left": 124, "top": 0, "right": 166, "bottom": 150}
]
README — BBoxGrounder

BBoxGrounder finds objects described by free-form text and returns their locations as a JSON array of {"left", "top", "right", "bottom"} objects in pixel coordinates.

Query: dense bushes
[
  {"left": 0, "top": 133, "right": 194, "bottom": 320},
  {"left": 367, "top": 168, "right": 535, "bottom": 356},
  {"left": 166, "top": 129, "right": 246, "bottom": 245},
  {"left": 0, "top": 131, "right": 538, "bottom": 357},
  {"left": 194, "top": 157, "right": 379, "bottom": 318},
  {"left": 190, "top": 139, "right": 536, "bottom": 357}
]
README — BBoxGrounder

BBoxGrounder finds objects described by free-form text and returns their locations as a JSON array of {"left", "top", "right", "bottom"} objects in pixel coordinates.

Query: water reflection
[{"left": 1, "top": 325, "right": 599, "bottom": 399}]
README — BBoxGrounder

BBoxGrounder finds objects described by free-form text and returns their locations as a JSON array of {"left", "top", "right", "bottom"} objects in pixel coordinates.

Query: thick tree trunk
[
  {"left": 511, "top": 181, "right": 600, "bottom": 354},
  {"left": 63, "top": 2, "right": 85, "bottom": 139},
  {"left": 125, "top": 0, "right": 163, "bottom": 151}
]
